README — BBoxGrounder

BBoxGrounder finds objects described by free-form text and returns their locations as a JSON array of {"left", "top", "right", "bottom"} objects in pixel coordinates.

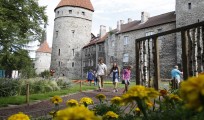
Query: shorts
[{"left": 113, "top": 78, "right": 119, "bottom": 83}]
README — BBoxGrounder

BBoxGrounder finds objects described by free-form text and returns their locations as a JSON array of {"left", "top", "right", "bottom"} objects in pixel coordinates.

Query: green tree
[{"left": 0, "top": 0, "right": 47, "bottom": 77}]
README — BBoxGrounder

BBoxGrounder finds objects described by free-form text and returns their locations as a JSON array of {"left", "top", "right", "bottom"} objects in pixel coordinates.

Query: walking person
[
  {"left": 96, "top": 58, "right": 107, "bottom": 91},
  {"left": 87, "top": 69, "right": 94, "bottom": 86},
  {"left": 171, "top": 65, "right": 183, "bottom": 88},
  {"left": 108, "top": 62, "right": 120, "bottom": 92},
  {"left": 122, "top": 65, "right": 131, "bottom": 93}
]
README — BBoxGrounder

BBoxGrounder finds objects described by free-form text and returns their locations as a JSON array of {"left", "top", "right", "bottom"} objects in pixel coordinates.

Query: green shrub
[
  {"left": 56, "top": 78, "right": 72, "bottom": 89},
  {"left": 39, "top": 70, "right": 50, "bottom": 79},
  {"left": 0, "top": 79, "right": 20, "bottom": 97}
]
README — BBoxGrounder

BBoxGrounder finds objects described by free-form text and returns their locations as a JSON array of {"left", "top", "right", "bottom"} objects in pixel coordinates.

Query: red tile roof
[
  {"left": 55, "top": 0, "right": 94, "bottom": 11},
  {"left": 36, "top": 41, "right": 51, "bottom": 53},
  {"left": 119, "top": 11, "right": 176, "bottom": 33},
  {"left": 83, "top": 33, "right": 108, "bottom": 48}
]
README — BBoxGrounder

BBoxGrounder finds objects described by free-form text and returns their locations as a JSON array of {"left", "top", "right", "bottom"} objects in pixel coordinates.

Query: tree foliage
[{"left": 0, "top": 0, "right": 47, "bottom": 78}]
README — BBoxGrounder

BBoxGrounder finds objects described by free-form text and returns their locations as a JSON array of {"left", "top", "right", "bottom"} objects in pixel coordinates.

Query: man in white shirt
[{"left": 96, "top": 58, "right": 107, "bottom": 91}]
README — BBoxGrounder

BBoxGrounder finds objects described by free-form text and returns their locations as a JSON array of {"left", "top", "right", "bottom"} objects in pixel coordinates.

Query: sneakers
[{"left": 113, "top": 89, "right": 118, "bottom": 92}]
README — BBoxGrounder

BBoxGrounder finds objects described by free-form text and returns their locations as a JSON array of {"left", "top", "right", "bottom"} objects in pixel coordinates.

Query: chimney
[
  {"left": 99, "top": 25, "right": 106, "bottom": 38},
  {"left": 117, "top": 20, "right": 124, "bottom": 31},
  {"left": 128, "top": 18, "right": 132, "bottom": 23},
  {"left": 141, "top": 11, "right": 150, "bottom": 23}
]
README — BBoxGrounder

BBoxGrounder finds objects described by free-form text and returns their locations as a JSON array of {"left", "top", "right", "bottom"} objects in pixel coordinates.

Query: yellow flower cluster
[
  {"left": 8, "top": 112, "right": 30, "bottom": 120},
  {"left": 168, "top": 94, "right": 182, "bottom": 102},
  {"left": 122, "top": 85, "right": 159, "bottom": 104},
  {"left": 135, "top": 107, "right": 140, "bottom": 113},
  {"left": 180, "top": 75, "right": 204, "bottom": 110},
  {"left": 146, "top": 101, "right": 153, "bottom": 108},
  {"left": 66, "top": 99, "right": 78, "bottom": 107},
  {"left": 80, "top": 97, "right": 94, "bottom": 105},
  {"left": 96, "top": 94, "right": 106, "bottom": 100},
  {"left": 103, "top": 111, "right": 119, "bottom": 119},
  {"left": 51, "top": 96, "right": 63, "bottom": 104},
  {"left": 54, "top": 106, "right": 101, "bottom": 120},
  {"left": 111, "top": 96, "right": 122, "bottom": 105}
]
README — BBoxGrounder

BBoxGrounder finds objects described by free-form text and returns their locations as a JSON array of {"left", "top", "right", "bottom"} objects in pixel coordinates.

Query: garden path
[{"left": 0, "top": 87, "right": 124, "bottom": 120}]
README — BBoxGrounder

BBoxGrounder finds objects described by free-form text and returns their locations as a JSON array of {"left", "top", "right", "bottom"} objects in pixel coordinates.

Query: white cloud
[{"left": 38, "top": 0, "right": 175, "bottom": 47}]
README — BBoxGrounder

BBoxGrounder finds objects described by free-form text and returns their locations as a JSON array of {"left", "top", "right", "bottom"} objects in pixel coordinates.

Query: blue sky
[{"left": 38, "top": 0, "right": 175, "bottom": 47}]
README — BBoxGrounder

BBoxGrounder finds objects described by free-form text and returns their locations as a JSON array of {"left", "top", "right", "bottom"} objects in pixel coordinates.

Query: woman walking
[
  {"left": 108, "top": 62, "right": 120, "bottom": 92},
  {"left": 122, "top": 65, "right": 131, "bottom": 93}
]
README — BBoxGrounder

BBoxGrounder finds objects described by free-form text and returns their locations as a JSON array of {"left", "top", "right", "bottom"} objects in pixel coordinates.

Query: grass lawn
[{"left": 0, "top": 83, "right": 96, "bottom": 108}]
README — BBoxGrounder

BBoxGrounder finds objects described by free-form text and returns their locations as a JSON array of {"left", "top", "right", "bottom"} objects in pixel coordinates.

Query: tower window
[
  {"left": 188, "top": 3, "right": 191, "bottom": 9},
  {"left": 58, "top": 49, "right": 60, "bottom": 56},
  {"left": 69, "top": 10, "right": 72, "bottom": 14},
  {"left": 71, "top": 30, "right": 75, "bottom": 37},
  {"left": 59, "top": 61, "right": 61, "bottom": 66},
  {"left": 72, "top": 62, "right": 75, "bottom": 67},
  {"left": 82, "top": 12, "right": 85, "bottom": 15},
  {"left": 72, "top": 49, "right": 75, "bottom": 56},
  {"left": 57, "top": 11, "right": 59, "bottom": 14},
  {"left": 56, "top": 31, "right": 58, "bottom": 38}
]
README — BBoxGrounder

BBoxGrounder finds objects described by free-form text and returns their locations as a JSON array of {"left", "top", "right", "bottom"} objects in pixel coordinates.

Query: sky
[{"left": 38, "top": 0, "right": 175, "bottom": 47}]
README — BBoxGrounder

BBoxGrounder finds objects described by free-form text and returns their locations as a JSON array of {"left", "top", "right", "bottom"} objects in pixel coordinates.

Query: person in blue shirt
[
  {"left": 87, "top": 69, "right": 94, "bottom": 86},
  {"left": 171, "top": 65, "right": 183, "bottom": 84}
]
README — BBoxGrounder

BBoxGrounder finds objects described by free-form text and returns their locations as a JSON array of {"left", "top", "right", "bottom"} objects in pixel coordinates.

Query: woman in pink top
[{"left": 122, "top": 65, "right": 131, "bottom": 93}]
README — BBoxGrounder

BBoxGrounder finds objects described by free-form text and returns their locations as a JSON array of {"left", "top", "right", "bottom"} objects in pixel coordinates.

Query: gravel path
[{"left": 0, "top": 87, "right": 124, "bottom": 120}]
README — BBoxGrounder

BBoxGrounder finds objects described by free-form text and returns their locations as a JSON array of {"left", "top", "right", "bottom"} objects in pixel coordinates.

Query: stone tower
[
  {"left": 175, "top": 0, "right": 204, "bottom": 64},
  {"left": 35, "top": 41, "right": 51, "bottom": 74},
  {"left": 51, "top": 0, "right": 94, "bottom": 78}
]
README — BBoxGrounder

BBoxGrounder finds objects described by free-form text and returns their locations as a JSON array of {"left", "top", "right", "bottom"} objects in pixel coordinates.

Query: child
[
  {"left": 122, "top": 65, "right": 131, "bottom": 93},
  {"left": 87, "top": 69, "right": 94, "bottom": 86},
  {"left": 108, "top": 62, "right": 120, "bottom": 92}
]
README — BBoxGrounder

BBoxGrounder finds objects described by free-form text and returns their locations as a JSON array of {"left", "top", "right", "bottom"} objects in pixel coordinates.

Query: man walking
[{"left": 96, "top": 58, "right": 107, "bottom": 91}]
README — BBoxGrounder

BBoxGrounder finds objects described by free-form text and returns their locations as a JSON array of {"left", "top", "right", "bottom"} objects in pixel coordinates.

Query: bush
[
  {"left": 56, "top": 78, "right": 72, "bottom": 89},
  {"left": 0, "top": 79, "right": 20, "bottom": 97},
  {"left": 39, "top": 70, "right": 50, "bottom": 79}
]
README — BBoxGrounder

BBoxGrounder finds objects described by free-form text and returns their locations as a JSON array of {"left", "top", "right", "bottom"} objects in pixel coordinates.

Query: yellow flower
[
  {"left": 51, "top": 96, "right": 63, "bottom": 104},
  {"left": 103, "top": 111, "right": 119, "bottom": 119},
  {"left": 54, "top": 106, "right": 101, "bottom": 120},
  {"left": 122, "top": 85, "right": 159, "bottom": 104},
  {"left": 96, "top": 94, "right": 106, "bottom": 100},
  {"left": 180, "top": 75, "right": 204, "bottom": 110},
  {"left": 135, "top": 107, "right": 140, "bottom": 113},
  {"left": 8, "top": 112, "right": 30, "bottom": 120},
  {"left": 66, "top": 99, "right": 78, "bottom": 107},
  {"left": 146, "top": 101, "right": 154, "bottom": 108},
  {"left": 168, "top": 94, "right": 182, "bottom": 101},
  {"left": 111, "top": 96, "right": 122, "bottom": 105},
  {"left": 80, "top": 97, "right": 94, "bottom": 105}
]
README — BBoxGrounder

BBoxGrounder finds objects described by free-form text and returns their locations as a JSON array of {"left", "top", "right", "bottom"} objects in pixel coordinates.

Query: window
[
  {"left": 158, "top": 29, "right": 162, "bottom": 33},
  {"left": 88, "top": 59, "right": 91, "bottom": 66},
  {"left": 56, "top": 31, "right": 58, "bottom": 38},
  {"left": 59, "top": 61, "right": 61, "bottom": 66},
  {"left": 124, "top": 36, "right": 129, "bottom": 45},
  {"left": 83, "top": 61, "right": 86, "bottom": 67},
  {"left": 58, "top": 49, "right": 60, "bottom": 56},
  {"left": 57, "top": 11, "right": 59, "bottom": 14},
  {"left": 85, "top": 49, "right": 88, "bottom": 55},
  {"left": 123, "top": 53, "right": 129, "bottom": 62},
  {"left": 72, "top": 62, "right": 75, "bottom": 67},
  {"left": 188, "top": 3, "right": 191, "bottom": 10},
  {"left": 72, "top": 49, "right": 75, "bottom": 56},
  {"left": 99, "top": 45, "right": 102, "bottom": 51},
  {"left": 82, "top": 12, "right": 85, "bottom": 15},
  {"left": 91, "top": 60, "right": 93, "bottom": 66},
  {"left": 69, "top": 10, "right": 72, "bottom": 14},
  {"left": 71, "top": 30, "right": 75, "bottom": 37}
]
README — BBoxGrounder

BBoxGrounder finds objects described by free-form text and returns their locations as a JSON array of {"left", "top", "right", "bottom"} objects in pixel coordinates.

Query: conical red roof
[
  {"left": 36, "top": 41, "right": 51, "bottom": 53},
  {"left": 55, "top": 0, "right": 94, "bottom": 11}
]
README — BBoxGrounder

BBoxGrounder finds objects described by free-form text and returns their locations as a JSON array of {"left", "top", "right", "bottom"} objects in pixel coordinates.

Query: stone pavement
[{"left": 0, "top": 87, "right": 124, "bottom": 120}]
